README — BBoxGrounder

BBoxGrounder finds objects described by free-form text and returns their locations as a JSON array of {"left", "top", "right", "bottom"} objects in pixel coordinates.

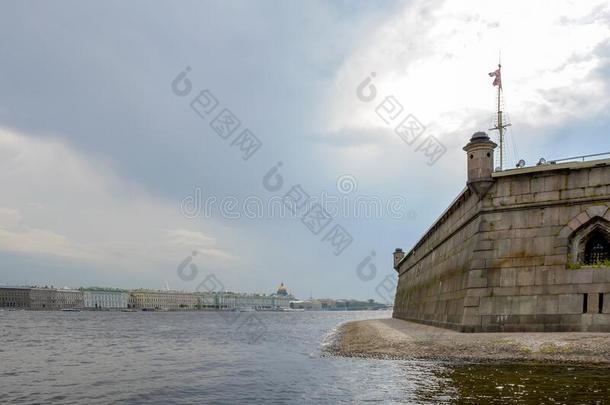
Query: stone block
[
  {"left": 479, "top": 297, "right": 493, "bottom": 315},
  {"left": 581, "top": 313, "right": 594, "bottom": 327},
  {"left": 604, "top": 293, "right": 610, "bottom": 314},
  {"left": 587, "top": 293, "right": 600, "bottom": 314},
  {"left": 561, "top": 188, "right": 585, "bottom": 199},
  {"left": 586, "top": 205, "right": 608, "bottom": 219},
  {"left": 533, "top": 237, "right": 555, "bottom": 255},
  {"left": 461, "top": 315, "right": 481, "bottom": 327},
  {"left": 519, "top": 285, "right": 544, "bottom": 295},
  {"left": 592, "top": 269, "right": 610, "bottom": 283},
  {"left": 534, "top": 191, "right": 560, "bottom": 202},
  {"left": 558, "top": 294, "right": 583, "bottom": 314},
  {"left": 552, "top": 268, "right": 569, "bottom": 284},
  {"left": 466, "top": 287, "right": 491, "bottom": 297},
  {"left": 531, "top": 177, "right": 545, "bottom": 193},
  {"left": 510, "top": 178, "right": 531, "bottom": 195},
  {"left": 588, "top": 168, "right": 610, "bottom": 187},
  {"left": 474, "top": 240, "right": 494, "bottom": 251},
  {"left": 553, "top": 246, "right": 568, "bottom": 255},
  {"left": 535, "top": 268, "right": 554, "bottom": 285},
  {"left": 485, "top": 258, "right": 504, "bottom": 269},
  {"left": 544, "top": 255, "right": 566, "bottom": 266},
  {"left": 543, "top": 323, "right": 563, "bottom": 332},
  {"left": 493, "top": 196, "right": 516, "bottom": 207},
  {"left": 585, "top": 186, "right": 608, "bottom": 198},
  {"left": 516, "top": 268, "right": 535, "bottom": 286},
  {"left": 486, "top": 269, "right": 501, "bottom": 286},
  {"left": 492, "top": 286, "right": 520, "bottom": 296},
  {"left": 567, "top": 217, "right": 582, "bottom": 231},
  {"left": 495, "top": 181, "right": 511, "bottom": 197},
  {"left": 541, "top": 225, "right": 564, "bottom": 237},
  {"left": 542, "top": 208, "right": 560, "bottom": 226},
  {"left": 478, "top": 221, "right": 496, "bottom": 232},
  {"left": 560, "top": 314, "right": 582, "bottom": 325},
  {"left": 462, "top": 306, "right": 479, "bottom": 317},
  {"left": 467, "top": 270, "right": 487, "bottom": 288},
  {"left": 497, "top": 239, "right": 512, "bottom": 257},
  {"left": 515, "top": 194, "right": 535, "bottom": 204},
  {"left": 536, "top": 295, "right": 559, "bottom": 314},
  {"left": 591, "top": 314, "right": 610, "bottom": 326},
  {"left": 541, "top": 314, "right": 563, "bottom": 324},
  {"left": 469, "top": 258, "right": 486, "bottom": 269},
  {"left": 542, "top": 284, "right": 577, "bottom": 295},
  {"left": 463, "top": 296, "right": 480, "bottom": 307},
  {"left": 489, "top": 297, "right": 512, "bottom": 315},
  {"left": 500, "top": 268, "right": 517, "bottom": 287},
  {"left": 513, "top": 256, "right": 545, "bottom": 267},
  {"left": 577, "top": 284, "right": 607, "bottom": 294},
  {"left": 567, "top": 170, "right": 588, "bottom": 189},
  {"left": 568, "top": 269, "right": 593, "bottom": 284},
  {"left": 540, "top": 175, "right": 558, "bottom": 191},
  {"left": 558, "top": 226, "right": 572, "bottom": 238},
  {"left": 576, "top": 211, "right": 591, "bottom": 225},
  {"left": 511, "top": 295, "right": 537, "bottom": 315}
]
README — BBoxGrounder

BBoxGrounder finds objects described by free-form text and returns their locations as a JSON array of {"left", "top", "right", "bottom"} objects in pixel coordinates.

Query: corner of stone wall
[{"left": 461, "top": 221, "right": 494, "bottom": 332}]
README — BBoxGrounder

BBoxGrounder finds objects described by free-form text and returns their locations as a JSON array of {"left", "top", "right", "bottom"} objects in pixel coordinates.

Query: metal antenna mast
[{"left": 489, "top": 55, "right": 511, "bottom": 170}]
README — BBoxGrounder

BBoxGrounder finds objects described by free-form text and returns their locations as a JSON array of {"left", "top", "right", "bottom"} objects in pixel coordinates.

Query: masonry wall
[
  {"left": 394, "top": 160, "right": 610, "bottom": 332},
  {"left": 472, "top": 164, "right": 610, "bottom": 331},
  {"left": 394, "top": 188, "right": 484, "bottom": 331}
]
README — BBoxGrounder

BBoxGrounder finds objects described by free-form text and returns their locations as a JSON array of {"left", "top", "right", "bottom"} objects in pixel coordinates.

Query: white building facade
[{"left": 83, "top": 291, "right": 129, "bottom": 309}]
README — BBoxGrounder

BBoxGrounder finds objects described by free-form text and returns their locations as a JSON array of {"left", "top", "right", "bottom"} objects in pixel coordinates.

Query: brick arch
[
  {"left": 557, "top": 205, "right": 610, "bottom": 264},
  {"left": 558, "top": 205, "right": 610, "bottom": 239}
]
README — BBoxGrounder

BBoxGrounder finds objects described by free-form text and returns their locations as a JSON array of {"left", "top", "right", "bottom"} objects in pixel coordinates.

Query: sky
[{"left": 0, "top": 0, "right": 609, "bottom": 300}]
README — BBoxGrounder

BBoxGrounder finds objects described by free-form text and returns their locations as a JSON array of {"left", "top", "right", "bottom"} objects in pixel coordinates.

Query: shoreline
[{"left": 324, "top": 318, "right": 610, "bottom": 365}]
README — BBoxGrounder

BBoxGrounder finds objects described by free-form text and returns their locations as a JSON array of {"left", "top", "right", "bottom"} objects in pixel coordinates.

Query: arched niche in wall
[{"left": 568, "top": 216, "right": 610, "bottom": 265}]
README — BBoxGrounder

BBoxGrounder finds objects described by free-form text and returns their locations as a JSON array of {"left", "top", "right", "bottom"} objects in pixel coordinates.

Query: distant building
[
  {"left": 276, "top": 283, "right": 289, "bottom": 297},
  {"left": 0, "top": 287, "right": 30, "bottom": 309},
  {"left": 290, "top": 300, "right": 322, "bottom": 310},
  {"left": 83, "top": 290, "right": 129, "bottom": 309},
  {"left": 318, "top": 298, "right": 336, "bottom": 310},
  {"left": 215, "top": 292, "right": 290, "bottom": 310},
  {"left": 128, "top": 290, "right": 198, "bottom": 310},
  {"left": 272, "top": 295, "right": 291, "bottom": 310},
  {"left": 54, "top": 289, "right": 84, "bottom": 309},
  {"left": 28, "top": 287, "right": 83, "bottom": 310},
  {"left": 0, "top": 284, "right": 293, "bottom": 311},
  {"left": 269, "top": 283, "right": 293, "bottom": 309},
  {"left": 197, "top": 292, "right": 217, "bottom": 309}
]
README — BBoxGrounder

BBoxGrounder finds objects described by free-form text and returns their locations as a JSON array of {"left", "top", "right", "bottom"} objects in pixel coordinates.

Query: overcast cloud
[{"left": 0, "top": 0, "right": 609, "bottom": 300}]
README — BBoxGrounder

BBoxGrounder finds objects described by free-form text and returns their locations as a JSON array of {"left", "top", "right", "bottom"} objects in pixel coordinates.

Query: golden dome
[{"left": 277, "top": 283, "right": 288, "bottom": 296}]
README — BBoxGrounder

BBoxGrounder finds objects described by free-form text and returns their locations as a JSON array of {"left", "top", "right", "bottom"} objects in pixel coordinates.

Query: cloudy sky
[{"left": 1, "top": 0, "right": 609, "bottom": 300}]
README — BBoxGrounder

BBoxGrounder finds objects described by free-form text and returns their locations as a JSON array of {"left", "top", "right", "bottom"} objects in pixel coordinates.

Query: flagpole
[
  {"left": 489, "top": 59, "right": 511, "bottom": 171},
  {"left": 498, "top": 63, "right": 503, "bottom": 171}
]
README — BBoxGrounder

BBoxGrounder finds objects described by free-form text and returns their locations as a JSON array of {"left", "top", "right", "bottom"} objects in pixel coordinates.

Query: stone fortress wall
[{"left": 393, "top": 132, "right": 610, "bottom": 332}]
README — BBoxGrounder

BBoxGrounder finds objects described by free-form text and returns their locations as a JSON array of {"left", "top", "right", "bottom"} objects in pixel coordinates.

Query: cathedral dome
[{"left": 276, "top": 283, "right": 288, "bottom": 296}]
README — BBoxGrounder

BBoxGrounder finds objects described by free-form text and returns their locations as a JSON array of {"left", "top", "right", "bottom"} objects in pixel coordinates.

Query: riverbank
[{"left": 326, "top": 318, "right": 610, "bottom": 365}]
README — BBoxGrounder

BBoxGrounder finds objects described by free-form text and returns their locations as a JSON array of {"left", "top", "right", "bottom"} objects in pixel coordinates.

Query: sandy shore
[{"left": 325, "top": 318, "right": 610, "bottom": 365}]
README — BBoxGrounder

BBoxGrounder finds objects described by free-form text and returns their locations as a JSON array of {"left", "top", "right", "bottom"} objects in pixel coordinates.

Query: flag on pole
[{"left": 488, "top": 68, "right": 501, "bottom": 89}]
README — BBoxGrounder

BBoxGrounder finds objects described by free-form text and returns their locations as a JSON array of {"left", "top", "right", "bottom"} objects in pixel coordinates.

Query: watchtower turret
[
  {"left": 393, "top": 248, "right": 404, "bottom": 270},
  {"left": 463, "top": 131, "right": 497, "bottom": 198}
]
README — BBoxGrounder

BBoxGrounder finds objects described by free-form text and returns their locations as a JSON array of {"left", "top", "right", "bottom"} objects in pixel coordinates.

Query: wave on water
[{"left": 318, "top": 320, "right": 348, "bottom": 357}]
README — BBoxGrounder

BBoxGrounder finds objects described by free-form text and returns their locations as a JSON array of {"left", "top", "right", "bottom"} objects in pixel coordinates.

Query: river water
[{"left": 2, "top": 310, "right": 609, "bottom": 404}]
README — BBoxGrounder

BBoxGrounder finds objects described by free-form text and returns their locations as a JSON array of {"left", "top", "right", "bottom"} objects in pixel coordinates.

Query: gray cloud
[{"left": 1, "top": 0, "right": 609, "bottom": 300}]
